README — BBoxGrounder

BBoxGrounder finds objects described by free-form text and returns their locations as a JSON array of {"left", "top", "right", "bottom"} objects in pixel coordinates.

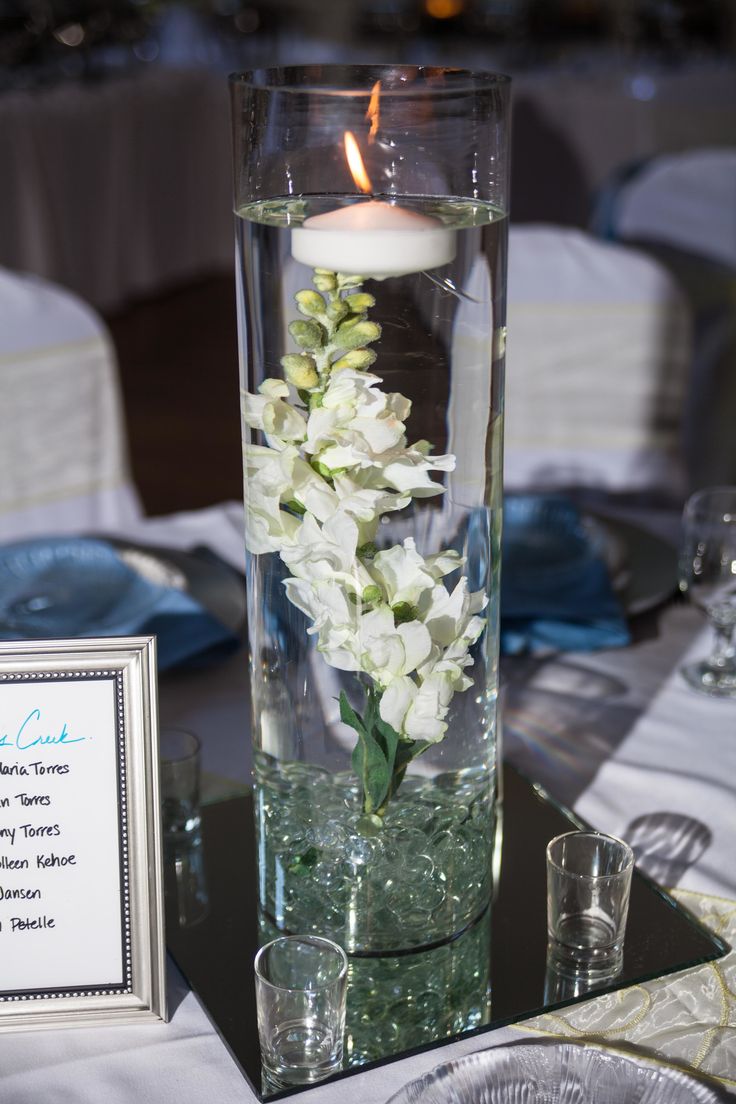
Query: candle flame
[
  {"left": 344, "top": 131, "right": 373, "bottom": 194},
  {"left": 365, "top": 80, "right": 381, "bottom": 144}
]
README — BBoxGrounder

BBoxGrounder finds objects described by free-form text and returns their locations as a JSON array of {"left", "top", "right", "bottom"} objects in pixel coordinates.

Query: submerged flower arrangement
[{"left": 242, "top": 269, "right": 486, "bottom": 827}]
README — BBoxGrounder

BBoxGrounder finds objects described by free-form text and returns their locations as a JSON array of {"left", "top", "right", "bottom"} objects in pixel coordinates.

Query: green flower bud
[
  {"left": 295, "top": 289, "right": 326, "bottom": 317},
  {"left": 392, "top": 601, "right": 417, "bottom": 626},
  {"left": 281, "top": 354, "right": 319, "bottom": 389},
  {"left": 337, "top": 273, "right": 365, "bottom": 289},
  {"left": 336, "top": 313, "right": 363, "bottom": 332},
  {"left": 344, "top": 292, "right": 375, "bottom": 313},
  {"left": 334, "top": 319, "right": 382, "bottom": 351},
  {"left": 332, "top": 348, "right": 377, "bottom": 372},
  {"left": 313, "top": 269, "right": 338, "bottom": 292},
  {"left": 357, "top": 541, "right": 378, "bottom": 560},
  {"left": 289, "top": 319, "right": 324, "bottom": 349},
  {"left": 326, "top": 299, "right": 349, "bottom": 322},
  {"left": 362, "top": 584, "right": 383, "bottom": 605}
]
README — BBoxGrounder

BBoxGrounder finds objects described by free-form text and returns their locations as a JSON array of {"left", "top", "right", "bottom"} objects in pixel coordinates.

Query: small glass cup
[
  {"left": 546, "top": 831, "right": 634, "bottom": 978},
  {"left": 254, "top": 935, "right": 348, "bottom": 1087},
  {"left": 160, "top": 728, "right": 202, "bottom": 841}
]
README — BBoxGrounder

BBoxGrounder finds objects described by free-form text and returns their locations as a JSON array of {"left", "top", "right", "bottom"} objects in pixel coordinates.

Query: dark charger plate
[{"left": 165, "top": 765, "right": 728, "bottom": 1100}]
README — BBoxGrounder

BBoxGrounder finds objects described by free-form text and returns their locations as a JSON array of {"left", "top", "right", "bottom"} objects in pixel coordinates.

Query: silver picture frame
[{"left": 0, "top": 636, "right": 167, "bottom": 1031}]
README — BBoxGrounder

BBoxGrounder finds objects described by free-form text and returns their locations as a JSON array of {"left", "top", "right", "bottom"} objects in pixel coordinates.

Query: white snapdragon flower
[
  {"left": 241, "top": 290, "right": 488, "bottom": 765},
  {"left": 243, "top": 444, "right": 337, "bottom": 554},
  {"left": 243, "top": 445, "right": 301, "bottom": 554},
  {"left": 346, "top": 442, "right": 456, "bottom": 497},
  {"left": 376, "top": 575, "right": 487, "bottom": 741},
  {"left": 379, "top": 648, "right": 481, "bottom": 743},
  {"left": 331, "top": 477, "right": 411, "bottom": 544},
  {"left": 280, "top": 512, "right": 373, "bottom": 594},
  {"left": 419, "top": 577, "right": 487, "bottom": 648},
  {"left": 379, "top": 441, "right": 456, "bottom": 496},
  {"left": 369, "top": 538, "right": 463, "bottom": 607},
  {"left": 377, "top": 669, "right": 454, "bottom": 742},
  {"left": 402, "top": 665, "right": 464, "bottom": 742},
  {"left": 242, "top": 379, "right": 307, "bottom": 448},
  {"left": 354, "top": 607, "right": 434, "bottom": 688},
  {"left": 305, "top": 371, "right": 410, "bottom": 464},
  {"left": 283, "top": 577, "right": 363, "bottom": 673}
]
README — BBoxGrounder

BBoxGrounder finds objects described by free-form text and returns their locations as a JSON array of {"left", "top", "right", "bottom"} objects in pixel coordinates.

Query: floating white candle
[
  {"left": 291, "top": 131, "right": 456, "bottom": 278},
  {"left": 292, "top": 201, "right": 456, "bottom": 278}
]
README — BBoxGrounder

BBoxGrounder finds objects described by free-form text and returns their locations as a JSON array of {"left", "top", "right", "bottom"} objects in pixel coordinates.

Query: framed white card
[{"left": 0, "top": 637, "right": 166, "bottom": 1030}]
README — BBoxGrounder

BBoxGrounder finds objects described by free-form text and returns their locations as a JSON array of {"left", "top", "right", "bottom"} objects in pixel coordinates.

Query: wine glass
[{"left": 679, "top": 486, "right": 736, "bottom": 697}]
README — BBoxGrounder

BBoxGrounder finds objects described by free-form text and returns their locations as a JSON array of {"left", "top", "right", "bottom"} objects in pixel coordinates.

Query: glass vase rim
[{"left": 228, "top": 64, "right": 511, "bottom": 97}]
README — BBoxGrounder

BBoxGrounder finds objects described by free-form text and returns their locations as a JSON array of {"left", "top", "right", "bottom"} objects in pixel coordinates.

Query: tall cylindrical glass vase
[{"left": 231, "top": 66, "right": 509, "bottom": 957}]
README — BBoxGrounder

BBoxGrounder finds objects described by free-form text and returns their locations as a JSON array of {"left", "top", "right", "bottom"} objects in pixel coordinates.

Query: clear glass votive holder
[
  {"left": 546, "top": 831, "right": 634, "bottom": 978},
  {"left": 160, "top": 727, "right": 202, "bottom": 841},
  {"left": 255, "top": 935, "right": 348, "bottom": 1087}
]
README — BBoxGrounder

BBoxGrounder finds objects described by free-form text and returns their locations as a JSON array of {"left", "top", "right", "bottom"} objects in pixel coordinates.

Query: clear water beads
[{"left": 254, "top": 752, "right": 494, "bottom": 954}]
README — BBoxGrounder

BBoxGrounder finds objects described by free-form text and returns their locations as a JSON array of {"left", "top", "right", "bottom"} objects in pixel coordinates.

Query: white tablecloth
[
  {"left": 0, "top": 69, "right": 232, "bottom": 314},
  {"left": 1, "top": 501, "right": 734, "bottom": 1101}
]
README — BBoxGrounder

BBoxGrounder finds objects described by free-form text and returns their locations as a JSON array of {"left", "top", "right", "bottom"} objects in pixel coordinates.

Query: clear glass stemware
[{"left": 679, "top": 486, "right": 736, "bottom": 697}]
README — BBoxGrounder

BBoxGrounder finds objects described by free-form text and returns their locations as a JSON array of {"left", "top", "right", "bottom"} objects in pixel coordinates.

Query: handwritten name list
[{"left": 0, "top": 677, "right": 125, "bottom": 995}]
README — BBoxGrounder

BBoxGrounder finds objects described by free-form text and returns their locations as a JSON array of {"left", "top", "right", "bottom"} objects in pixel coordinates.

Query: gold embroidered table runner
[{"left": 515, "top": 888, "right": 736, "bottom": 1092}]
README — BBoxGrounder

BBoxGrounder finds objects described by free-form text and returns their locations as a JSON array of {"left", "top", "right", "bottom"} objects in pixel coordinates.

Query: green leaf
[
  {"left": 339, "top": 690, "right": 366, "bottom": 738},
  {"left": 341, "top": 691, "right": 390, "bottom": 814},
  {"left": 362, "top": 688, "right": 378, "bottom": 734},
  {"left": 374, "top": 715, "right": 399, "bottom": 780},
  {"left": 396, "top": 738, "right": 432, "bottom": 771}
]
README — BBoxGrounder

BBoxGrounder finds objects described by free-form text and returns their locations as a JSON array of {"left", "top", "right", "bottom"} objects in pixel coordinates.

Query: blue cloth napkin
[
  {"left": 0, "top": 537, "right": 240, "bottom": 670},
  {"left": 501, "top": 495, "right": 630, "bottom": 655}
]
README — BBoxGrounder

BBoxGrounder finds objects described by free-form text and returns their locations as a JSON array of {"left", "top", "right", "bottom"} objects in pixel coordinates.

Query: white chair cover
[
  {"left": 0, "top": 268, "right": 142, "bottom": 541},
  {"left": 613, "top": 148, "right": 736, "bottom": 270},
  {"left": 504, "top": 226, "right": 692, "bottom": 498}
]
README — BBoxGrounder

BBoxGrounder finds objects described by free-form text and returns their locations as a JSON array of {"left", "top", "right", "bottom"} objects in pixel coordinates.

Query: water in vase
[{"left": 236, "top": 195, "right": 507, "bottom": 954}]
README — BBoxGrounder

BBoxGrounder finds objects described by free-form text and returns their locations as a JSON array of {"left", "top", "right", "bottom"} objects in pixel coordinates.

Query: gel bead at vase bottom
[{"left": 254, "top": 752, "right": 495, "bottom": 954}]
